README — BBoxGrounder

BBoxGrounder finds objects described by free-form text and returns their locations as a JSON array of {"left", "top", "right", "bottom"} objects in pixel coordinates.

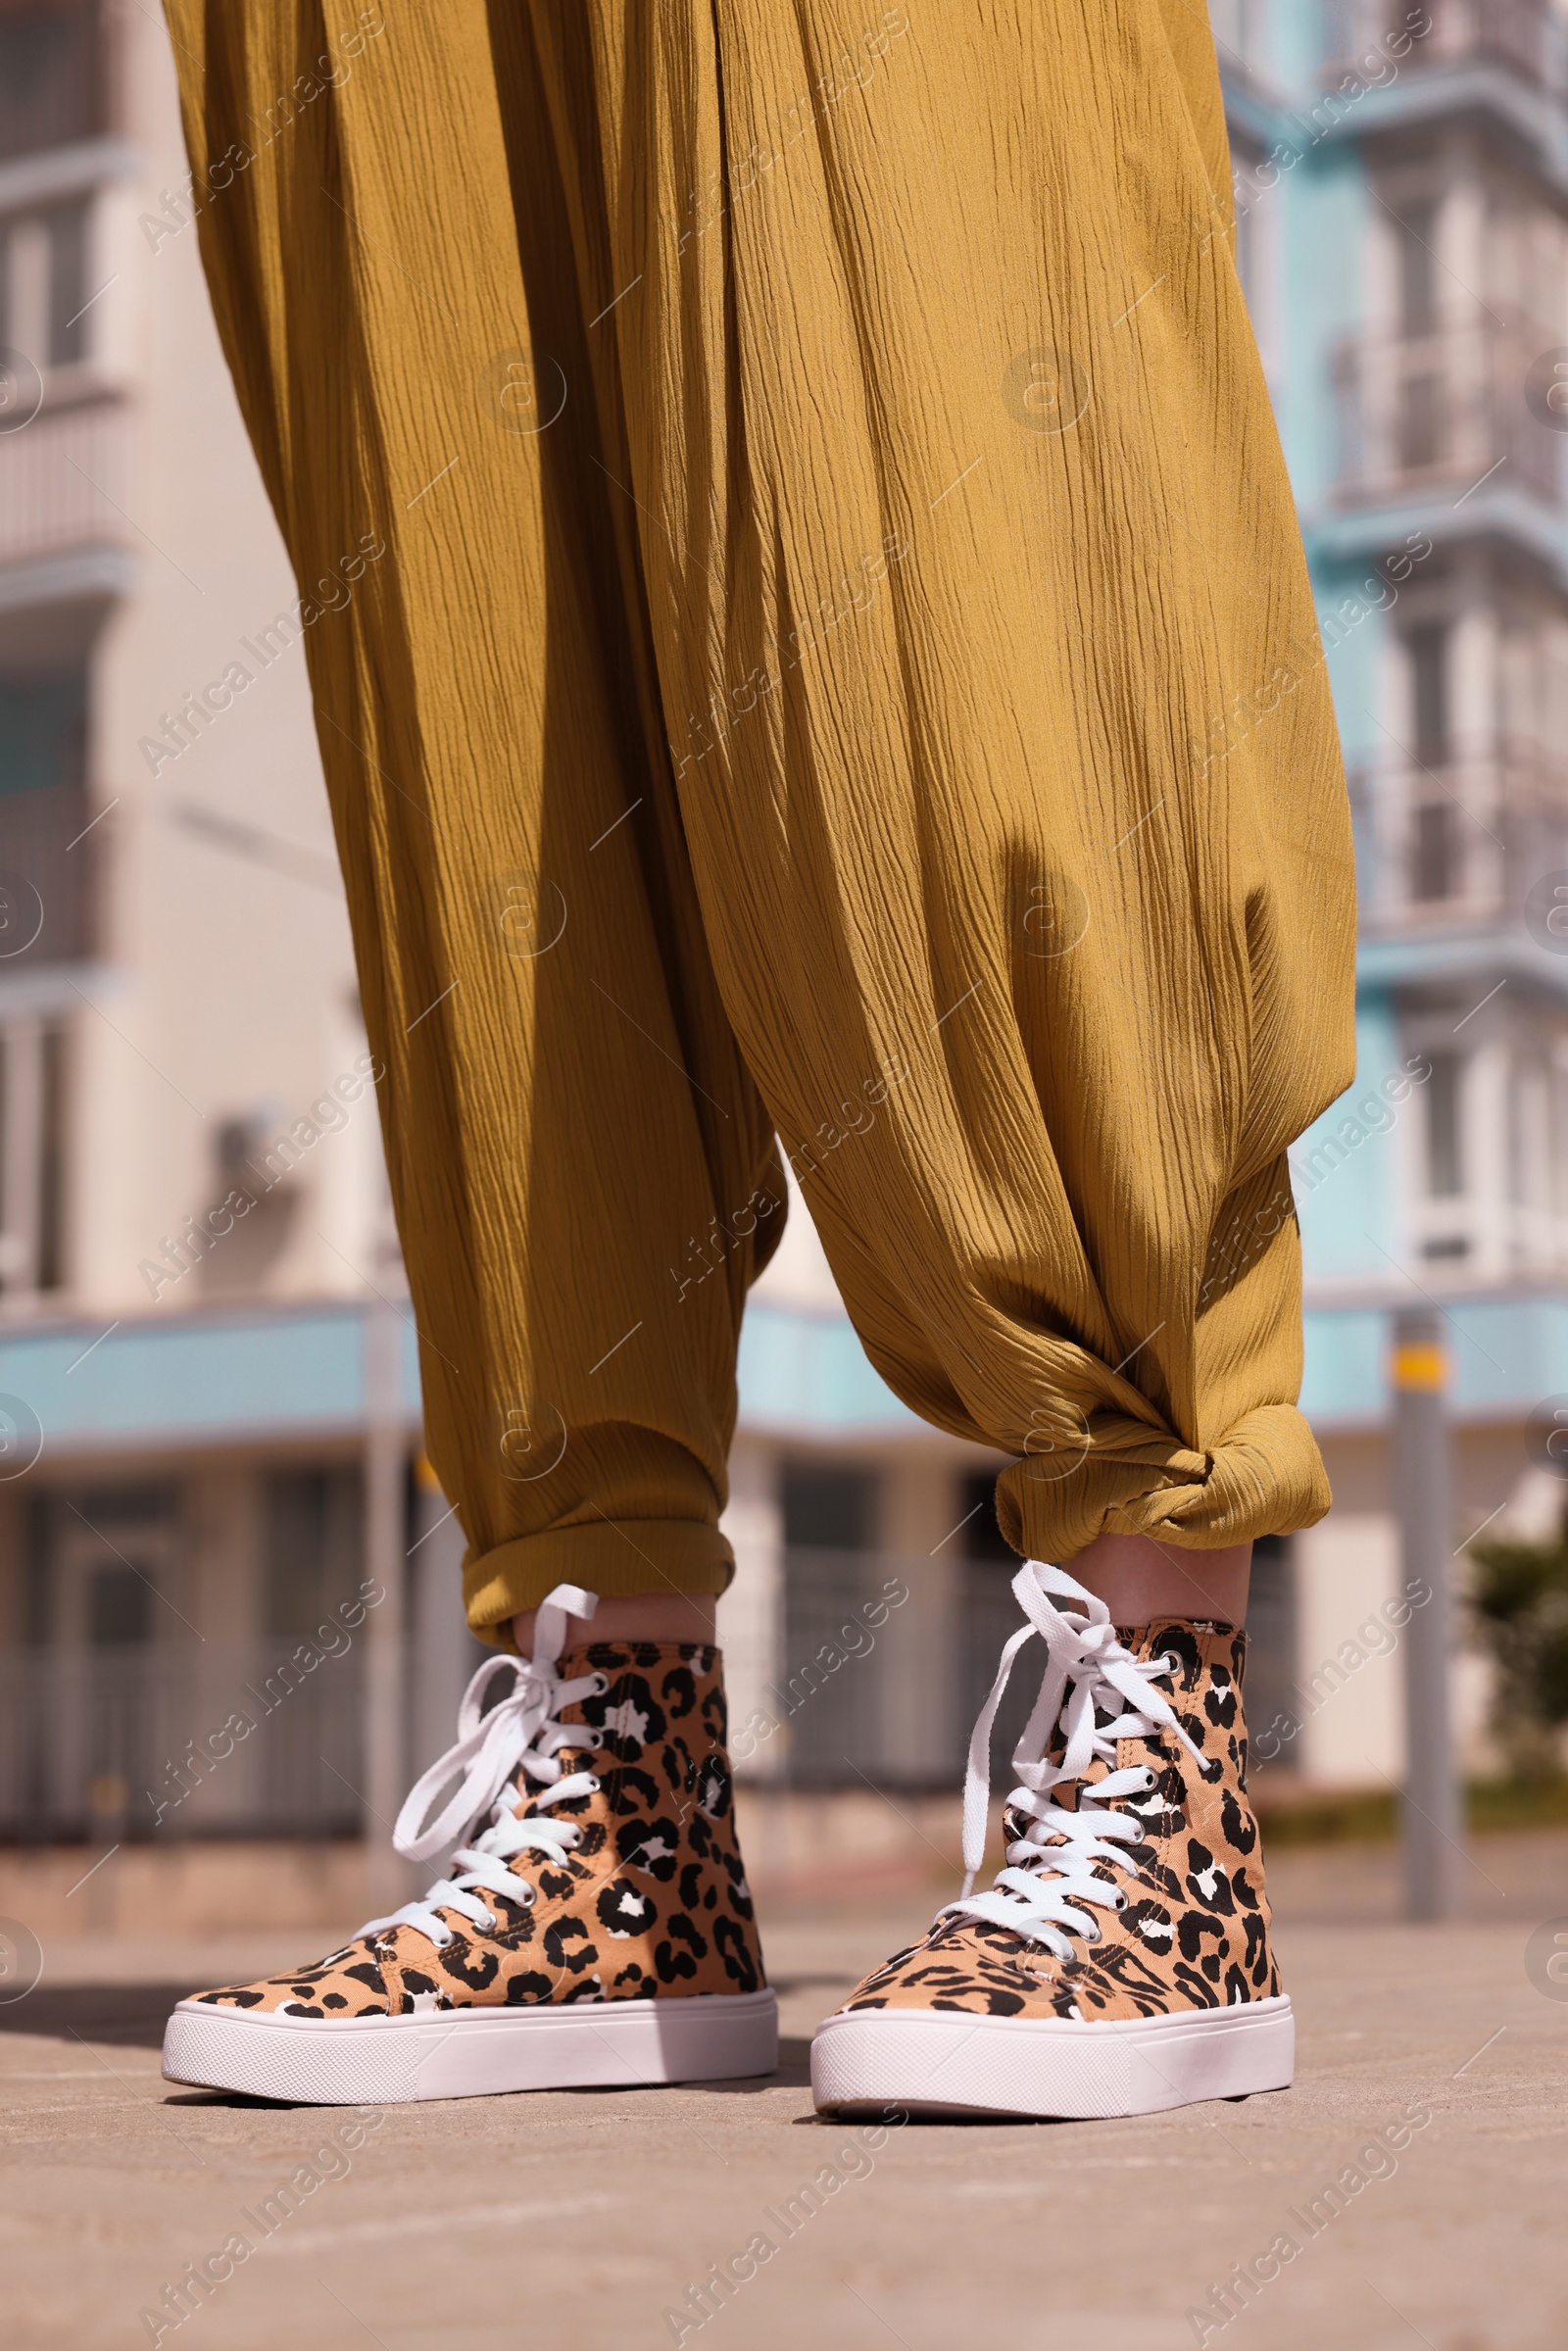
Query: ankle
[
  {"left": 1063, "top": 1532, "right": 1251, "bottom": 1625},
  {"left": 511, "top": 1588, "right": 717, "bottom": 1656}
]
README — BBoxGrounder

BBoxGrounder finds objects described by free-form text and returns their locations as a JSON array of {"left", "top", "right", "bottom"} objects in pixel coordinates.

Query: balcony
[
  {"left": 1354, "top": 747, "right": 1568, "bottom": 933},
  {"left": 1332, "top": 318, "right": 1564, "bottom": 514},
  {"left": 0, "top": 1640, "right": 366, "bottom": 1840},
  {"left": 0, "top": 391, "right": 132, "bottom": 575},
  {"left": 1324, "top": 0, "right": 1568, "bottom": 100}
]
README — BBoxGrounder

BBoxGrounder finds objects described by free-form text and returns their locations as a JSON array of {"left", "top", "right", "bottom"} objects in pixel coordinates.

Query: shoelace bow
[
  {"left": 359, "top": 1582, "right": 609, "bottom": 1949},
  {"left": 939, "top": 1560, "right": 1213, "bottom": 1963}
]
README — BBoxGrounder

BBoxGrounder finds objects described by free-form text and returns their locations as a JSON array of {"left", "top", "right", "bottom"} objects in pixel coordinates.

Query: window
[
  {"left": 957, "top": 1468, "right": 1034, "bottom": 1781},
  {"left": 1245, "top": 1537, "right": 1297, "bottom": 1774},
  {"left": 0, "top": 676, "right": 85, "bottom": 797},
  {"left": 0, "top": 669, "right": 92, "bottom": 967},
  {"left": 781, "top": 1460, "right": 876, "bottom": 1551},
  {"left": 1411, "top": 802, "right": 1456, "bottom": 902},
  {"left": 0, "top": 2, "right": 105, "bottom": 166},
  {"left": 1425, "top": 1053, "right": 1464, "bottom": 1198},
  {"left": 77, "top": 1479, "right": 177, "bottom": 1523},
  {"left": 1396, "top": 200, "right": 1440, "bottom": 332},
  {"left": 780, "top": 1460, "right": 883, "bottom": 1784},
  {"left": 1398, "top": 369, "right": 1444, "bottom": 471},
  {"left": 0, "top": 204, "right": 89, "bottom": 369},
  {"left": 26, "top": 1479, "right": 180, "bottom": 1646},
  {"left": 87, "top": 1564, "right": 151, "bottom": 1646},
  {"left": 1406, "top": 625, "right": 1448, "bottom": 761},
  {"left": 0, "top": 1020, "right": 68, "bottom": 1296},
  {"left": 957, "top": 1469, "right": 1014, "bottom": 1563},
  {"left": 6, "top": 1481, "right": 181, "bottom": 1841},
  {"left": 44, "top": 201, "right": 85, "bottom": 361},
  {"left": 264, "top": 1466, "right": 365, "bottom": 1638}
]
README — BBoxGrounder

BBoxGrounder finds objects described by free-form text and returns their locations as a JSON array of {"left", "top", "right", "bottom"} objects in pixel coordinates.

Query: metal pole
[
  {"left": 363, "top": 1294, "right": 409, "bottom": 1914},
  {"left": 1391, "top": 1306, "right": 1463, "bottom": 1921}
]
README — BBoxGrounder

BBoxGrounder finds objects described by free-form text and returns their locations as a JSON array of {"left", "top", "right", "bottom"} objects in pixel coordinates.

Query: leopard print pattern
[
  {"left": 191, "top": 1641, "right": 763, "bottom": 2017},
  {"left": 838, "top": 1623, "right": 1279, "bottom": 2025}
]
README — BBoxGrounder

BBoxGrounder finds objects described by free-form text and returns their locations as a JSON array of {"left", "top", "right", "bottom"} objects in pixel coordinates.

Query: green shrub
[{"left": 1468, "top": 1536, "right": 1568, "bottom": 1782}]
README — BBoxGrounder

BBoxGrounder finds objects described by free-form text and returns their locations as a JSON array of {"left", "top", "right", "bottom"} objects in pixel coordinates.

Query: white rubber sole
[
  {"left": 811, "top": 1994, "right": 1294, "bottom": 2120},
  {"left": 163, "top": 1987, "right": 778, "bottom": 2105}
]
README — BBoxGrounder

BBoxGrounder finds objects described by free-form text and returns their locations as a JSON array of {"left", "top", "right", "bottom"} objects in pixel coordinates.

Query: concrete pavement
[{"left": 2, "top": 1828, "right": 1565, "bottom": 2351}]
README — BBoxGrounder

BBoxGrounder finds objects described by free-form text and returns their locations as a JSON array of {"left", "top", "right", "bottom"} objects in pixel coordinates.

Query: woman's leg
[
  {"left": 569, "top": 0, "right": 1355, "bottom": 1560},
  {"left": 158, "top": 0, "right": 783, "bottom": 2104},
  {"left": 1071, "top": 1533, "right": 1252, "bottom": 1627},
  {"left": 511, "top": 1590, "right": 716, "bottom": 1655},
  {"left": 540, "top": 1, "right": 1350, "bottom": 2121},
  {"left": 168, "top": 0, "right": 785, "bottom": 1639}
]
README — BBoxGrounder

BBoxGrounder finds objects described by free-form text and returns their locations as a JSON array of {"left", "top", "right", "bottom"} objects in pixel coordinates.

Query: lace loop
[
  {"left": 357, "top": 1582, "right": 606, "bottom": 1950},
  {"left": 940, "top": 1561, "right": 1210, "bottom": 1963}
]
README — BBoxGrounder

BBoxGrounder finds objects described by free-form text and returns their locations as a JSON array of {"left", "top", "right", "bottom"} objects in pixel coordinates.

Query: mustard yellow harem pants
[{"left": 168, "top": 0, "right": 1356, "bottom": 1638}]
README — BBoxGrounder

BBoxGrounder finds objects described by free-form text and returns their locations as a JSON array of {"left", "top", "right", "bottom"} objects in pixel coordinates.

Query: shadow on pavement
[
  {"left": 0, "top": 1989, "right": 818, "bottom": 2089},
  {"left": 0, "top": 1983, "right": 177, "bottom": 2047}
]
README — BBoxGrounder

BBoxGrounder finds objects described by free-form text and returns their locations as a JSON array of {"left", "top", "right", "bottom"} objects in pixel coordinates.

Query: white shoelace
[
  {"left": 358, "top": 1583, "right": 608, "bottom": 1950},
  {"left": 939, "top": 1560, "right": 1213, "bottom": 1962}
]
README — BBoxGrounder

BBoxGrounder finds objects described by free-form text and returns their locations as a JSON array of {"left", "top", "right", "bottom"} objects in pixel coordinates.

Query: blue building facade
[{"left": 1215, "top": 3, "right": 1568, "bottom": 1451}]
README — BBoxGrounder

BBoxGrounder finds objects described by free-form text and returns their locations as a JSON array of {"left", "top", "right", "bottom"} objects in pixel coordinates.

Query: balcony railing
[
  {"left": 1323, "top": 0, "right": 1568, "bottom": 98},
  {"left": 775, "top": 1547, "right": 1046, "bottom": 1788},
  {"left": 0, "top": 395, "right": 132, "bottom": 572},
  {"left": 1353, "top": 749, "right": 1568, "bottom": 932},
  {"left": 1332, "top": 318, "right": 1564, "bottom": 512},
  {"left": 0, "top": 1641, "right": 367, "bottom": 1840}
]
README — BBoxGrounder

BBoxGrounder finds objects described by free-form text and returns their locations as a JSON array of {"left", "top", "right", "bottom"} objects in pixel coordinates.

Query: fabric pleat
[{"left": 168, "top": 0, "right": 1356, "bottom": 1633}]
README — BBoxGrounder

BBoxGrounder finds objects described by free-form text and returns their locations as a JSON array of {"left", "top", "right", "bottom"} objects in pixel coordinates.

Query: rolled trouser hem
[
  {"left": 465, "top": 1523, "right": 735, "bottom": 1646},
  {"left": 1001, "top": 1404, "right": 1333, "bottom": 1561}
]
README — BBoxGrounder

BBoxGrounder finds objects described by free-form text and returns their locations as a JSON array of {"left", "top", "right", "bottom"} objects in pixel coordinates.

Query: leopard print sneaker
[
  {"left": 811, "top": 1561, "right": 1293, "bottom": 2120},
  {"left": 162, "top": 1586, "right": 775, "bottom": 2103}
]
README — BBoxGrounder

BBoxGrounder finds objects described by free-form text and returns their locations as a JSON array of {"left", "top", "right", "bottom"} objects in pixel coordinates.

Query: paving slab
[{"left": 2, "top": 1831, "right": 1565, "bottom": 2351}]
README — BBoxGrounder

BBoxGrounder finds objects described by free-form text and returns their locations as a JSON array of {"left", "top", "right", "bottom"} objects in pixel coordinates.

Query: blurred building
[
  {"left": 1215, "top": 0, "right": 1568, "bottom": 1787},
  {"left": 3, "top": 1, "right": 1562, "bottom": 1885}
]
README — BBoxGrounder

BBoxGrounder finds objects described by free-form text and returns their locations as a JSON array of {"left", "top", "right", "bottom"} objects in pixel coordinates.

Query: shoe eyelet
[
  {"left": 586, "top": 1731, "right": 605, "bottom": 1750},
  {"left": 583, "top": 1774, "right": 600, "bottom": 1792},
  {"left": 591, "top": 1672, "right": 611, "bottom": 1694},
  {"left": 1159, "top": 1651, "right": 1179, "bottom": 1676},
  {"left": 1113, "top": 1891, "right": 1128, "bottom": 1911}
]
